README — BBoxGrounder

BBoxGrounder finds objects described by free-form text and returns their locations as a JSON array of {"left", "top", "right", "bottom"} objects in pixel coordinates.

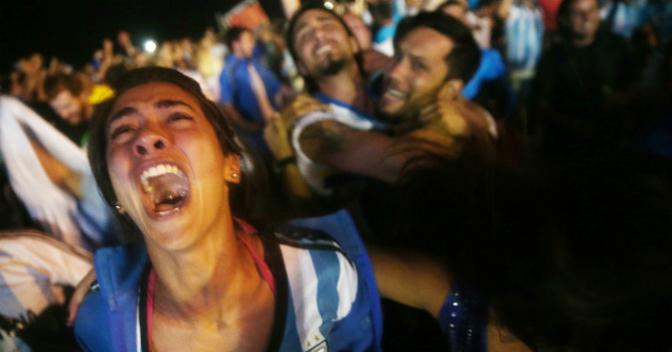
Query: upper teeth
[
  {"left": 315, "top": 43, "right": 332, "bottom": 56},
  {"left": 140, "top": 164, "right": 184, "bottom": 192},
  {"left": 385, "top": 88, "right": 406, "bottom": 99}
]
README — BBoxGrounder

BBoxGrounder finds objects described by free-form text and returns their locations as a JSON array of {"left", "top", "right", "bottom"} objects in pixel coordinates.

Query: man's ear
[
  {"left": 296, "top": 60, "right": 309, "bottom": 76},
  {"left": 438, "top": 79, "right": 464, "bottom": 101},
  {"left": 224, "top": 154, "right": 242, "bottom": 184}
]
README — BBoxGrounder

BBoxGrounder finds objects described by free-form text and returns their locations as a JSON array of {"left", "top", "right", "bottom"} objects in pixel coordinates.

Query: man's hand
[
  {"left": 279, "top": 94, "right": 329, "bottom": 129},
  {"left": 264, "top": 114, "right": 295, "bottom": 161},
  {"left": 393, "top": 83, "right": 470, "bottom": 138},
  {"left": 264, "top": 94, "right": 329, "bottom": 161},
  {"left": 391, "top": 83, "right": 498, "bottom": 165}
]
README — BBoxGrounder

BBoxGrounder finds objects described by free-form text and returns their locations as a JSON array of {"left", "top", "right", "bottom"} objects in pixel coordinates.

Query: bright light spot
[
  {"left": 143, "top": 40, "right": 157, "bottom": 54},
  {"left": 324, "top": 1, "right": 334, "bottom": 10}
]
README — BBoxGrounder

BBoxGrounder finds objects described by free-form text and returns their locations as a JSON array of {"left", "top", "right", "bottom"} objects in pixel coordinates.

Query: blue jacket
[
  {"left": 75, "top": 227, "right": 380, "bottom": 351},
  {"left": 218, "top": 52, "right": 281, "bottom": 126}
]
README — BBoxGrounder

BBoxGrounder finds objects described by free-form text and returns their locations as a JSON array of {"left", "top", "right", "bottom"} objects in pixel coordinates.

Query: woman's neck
[{"left": 147, "top": 218, "right": 264, "bottom": 321}]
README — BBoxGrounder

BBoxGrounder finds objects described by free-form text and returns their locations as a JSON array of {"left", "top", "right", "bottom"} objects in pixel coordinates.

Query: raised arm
[
  {"left": 369, "top": 246, "right": 451, "bottom": 318},
  {"left": 298, "top": 120, "right": 424, "bottom": 184}
]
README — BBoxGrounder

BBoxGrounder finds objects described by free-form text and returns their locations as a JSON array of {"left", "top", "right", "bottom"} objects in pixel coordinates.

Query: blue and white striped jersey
[
  {"left": 76, "top": 226, "right": 380, "bottom": 352},
  {"left": 505, "top": 5, "right": 544, "bottom": 71},
  {"left": 273, "top": 228, "right": 377, "bottom": 352}
]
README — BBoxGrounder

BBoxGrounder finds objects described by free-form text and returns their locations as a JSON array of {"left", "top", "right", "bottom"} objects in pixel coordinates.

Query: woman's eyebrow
[
  {"left": 155, "top": 99, "right": 195, "bottom": 111},
  {"left": 109, "top": 99, "right": 195, "bottom": 124},
  {"left": 109, "top": 106, "right": 137, "bottom": 123}
]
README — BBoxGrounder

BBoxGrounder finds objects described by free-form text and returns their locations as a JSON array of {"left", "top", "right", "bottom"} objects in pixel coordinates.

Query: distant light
[
  {"left": 143, "top": 40, "right": 157, "bottom": 54},
  {"left": 324, "top": 1, "right": 334, "bottom": 10}
]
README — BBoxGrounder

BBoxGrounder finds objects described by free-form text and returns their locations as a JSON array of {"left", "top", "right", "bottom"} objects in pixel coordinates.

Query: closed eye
[
  {"left": 109, "top": 125, "right": 135, "bottom": 141},
  {"left": 296, "top": 29, "right": 316, "bottom": 48},
  {"left": 168, "top": 112, "right": 193, "bottom": 120},
  {"left": 167, "top": 112, "right": 194, "bottom": 124}
]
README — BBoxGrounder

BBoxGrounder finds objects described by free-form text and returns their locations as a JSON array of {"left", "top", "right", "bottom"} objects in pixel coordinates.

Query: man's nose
[{"left": 387, "top": 59, "right": 408, "bottom": 81}]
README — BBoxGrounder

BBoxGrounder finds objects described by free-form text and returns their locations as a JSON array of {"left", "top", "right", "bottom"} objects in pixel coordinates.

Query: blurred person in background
[
  {"left": 501, "top": 0, "right": 544, "bottom": 101},
  {"left": 43, "top": 73, "right": 97, "bottom": 146},
  {"left": 195, "top": 28, "right": 226, "bottom": 101},
  {"left": 116, "top": 30, "right": 138, "bottom": 64},
  {"left": 439, "top": 0, "right": 511, "bottom": 118},
  {"left": 0, "top": 230, "right": 92, "bottom": 351},
  {"left": 219, "top": 27, "right": 285, "bottom": 159},
  {"left": 367, "top": 0, "right": 406, "bottom": 56},
  {"left": 529, "top": 0, "right": 636, "bottom": 158},
  {"left": 0, "top": 96, "right": 116, "bottom": 250},
  {"left": 343, "top": 10, "right": 392, "bottom": 73},
  {"left": 600, "top": 0, "right": 649, "bottom": 39}
]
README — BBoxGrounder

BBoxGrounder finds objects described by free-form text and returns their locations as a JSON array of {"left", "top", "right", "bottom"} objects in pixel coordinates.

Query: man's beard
[
  {"left": 315, "top": 57, "right": 348, "bottom": 77},
  {"left": 376, "top": 89, "right": 438, "bottom": 127}
]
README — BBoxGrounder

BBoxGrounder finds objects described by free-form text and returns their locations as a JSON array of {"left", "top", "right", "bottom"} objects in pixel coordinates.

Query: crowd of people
[{"left": 1, "top": 0, "right": 671, "bottom": 351}]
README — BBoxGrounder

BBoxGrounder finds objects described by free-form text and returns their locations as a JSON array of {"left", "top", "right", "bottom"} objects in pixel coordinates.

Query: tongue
[{"left": 147, "top": 173, "right": 189, "bottom": 211}]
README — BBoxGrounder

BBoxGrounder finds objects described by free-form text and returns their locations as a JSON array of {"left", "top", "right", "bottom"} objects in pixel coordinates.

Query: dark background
[{"left": 0, "top": 0, "right": 284, "bottom": 74}]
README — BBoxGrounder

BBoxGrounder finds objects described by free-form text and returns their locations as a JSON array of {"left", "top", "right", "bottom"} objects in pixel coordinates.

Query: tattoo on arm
[
  {"left": 299, "top": 120, "right": 351, "bottom": 162},
  {"left": 298, "top": 119, "right": 401, "bottom": 182}
]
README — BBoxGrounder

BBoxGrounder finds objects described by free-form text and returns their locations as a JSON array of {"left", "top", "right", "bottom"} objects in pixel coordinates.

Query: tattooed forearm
[{"left": 299, "top": 120, "right": 351, "bottom": 162}]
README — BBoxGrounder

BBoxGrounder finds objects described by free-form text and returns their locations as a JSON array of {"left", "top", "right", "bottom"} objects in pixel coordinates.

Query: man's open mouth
[
  {"left": 315, "top": 43, "right": 333, "bottom": 57},
  {"left": 383, "top": 87, "right": 406, "bottom": 99},
  {"left": 139, "top": 163, "right": 190, "bottom": 217}
]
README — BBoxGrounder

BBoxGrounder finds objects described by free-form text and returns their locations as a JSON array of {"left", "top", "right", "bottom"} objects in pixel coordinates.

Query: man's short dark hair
[
  {"left": 43, "top": 73, "right": 84, "bottom": 100},
  {"left": 224, "top": 26, "right": 250, "bottom": 51},
  {"left": 556, "top": 0, "right": 601, "bottom": 39},
  {"left": 394, "top": 11, "right": 481, "bottom": 83}
]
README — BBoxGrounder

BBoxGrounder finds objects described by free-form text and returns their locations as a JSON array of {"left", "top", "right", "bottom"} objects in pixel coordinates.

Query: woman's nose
[{"left": 133, "top": 130, "right": 168, "bottom": 156}]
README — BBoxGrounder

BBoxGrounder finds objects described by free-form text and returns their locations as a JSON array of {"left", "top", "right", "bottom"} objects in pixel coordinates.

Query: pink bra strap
[{"left": 234, "top": 219, "right": 277, "bottom": 294}]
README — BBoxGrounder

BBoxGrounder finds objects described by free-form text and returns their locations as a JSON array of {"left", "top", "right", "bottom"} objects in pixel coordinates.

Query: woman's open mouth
[{"left": 139, "top": 163, "right": 190, "bottom": 217}]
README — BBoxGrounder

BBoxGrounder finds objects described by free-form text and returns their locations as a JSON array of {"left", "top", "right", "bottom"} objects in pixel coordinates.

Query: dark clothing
[
  {"left": 0, "top": 164, "right": 35, "bottom": 230},
  {"left": 530, "top": 30, "right": 635, "bottom": 156}
]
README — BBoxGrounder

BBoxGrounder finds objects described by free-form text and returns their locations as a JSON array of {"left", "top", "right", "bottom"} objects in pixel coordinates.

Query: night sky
[{"left": 0, "top": 0, "right": 283, "bottom": 74}]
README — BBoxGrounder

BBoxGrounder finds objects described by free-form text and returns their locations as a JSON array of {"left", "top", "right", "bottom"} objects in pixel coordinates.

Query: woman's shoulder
[
  {"left": 84, "top": 243, "right": 149, "bottom": 313},
  {"left": 74, "top": 282, "right": 113, "bottom": 351},
  {"left": 93, "top": 243, "right": 149, "bottom": 283},
  {"left": 75, "top": 243, "right": 149, "bottom": 351}
]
